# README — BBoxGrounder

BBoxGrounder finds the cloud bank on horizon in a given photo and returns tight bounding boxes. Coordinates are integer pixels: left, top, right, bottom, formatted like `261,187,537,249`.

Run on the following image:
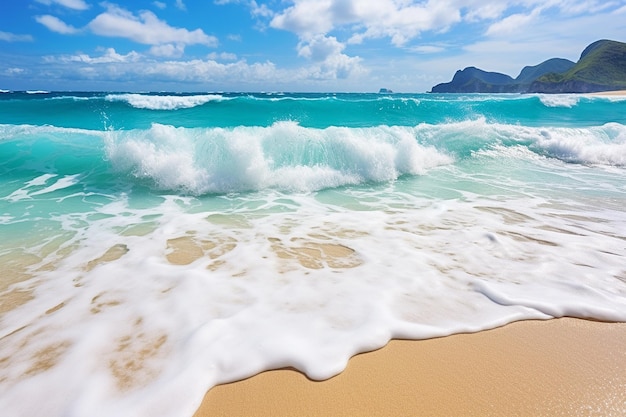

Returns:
1,0,625,92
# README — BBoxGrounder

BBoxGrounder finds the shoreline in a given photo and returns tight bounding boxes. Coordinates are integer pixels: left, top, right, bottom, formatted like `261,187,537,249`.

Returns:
587,90,626,96
194,318,626,416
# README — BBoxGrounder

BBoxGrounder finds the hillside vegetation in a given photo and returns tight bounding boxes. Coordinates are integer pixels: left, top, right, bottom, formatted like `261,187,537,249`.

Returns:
431,40,626,93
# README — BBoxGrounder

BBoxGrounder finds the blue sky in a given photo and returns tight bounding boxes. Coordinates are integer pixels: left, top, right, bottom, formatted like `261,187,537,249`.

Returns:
1,0,625,92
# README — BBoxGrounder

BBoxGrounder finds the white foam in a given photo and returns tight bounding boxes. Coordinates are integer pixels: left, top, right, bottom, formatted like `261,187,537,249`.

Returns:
423,119,626,167
25,90,50,94
4,174,82,202
1,184,625,417
105,93,226,110
537,94,580,108
3,122,626,417
104,122,453,194
527,123,626,166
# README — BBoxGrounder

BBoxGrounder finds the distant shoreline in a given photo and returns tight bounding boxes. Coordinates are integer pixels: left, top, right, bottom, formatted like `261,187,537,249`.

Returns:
587,90,626,96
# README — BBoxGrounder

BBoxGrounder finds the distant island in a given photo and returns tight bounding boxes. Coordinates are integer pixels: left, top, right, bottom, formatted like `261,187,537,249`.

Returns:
431,39,626,93
379,88,393,93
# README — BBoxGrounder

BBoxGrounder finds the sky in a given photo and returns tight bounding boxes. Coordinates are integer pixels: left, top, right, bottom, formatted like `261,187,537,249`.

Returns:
1,0,625,92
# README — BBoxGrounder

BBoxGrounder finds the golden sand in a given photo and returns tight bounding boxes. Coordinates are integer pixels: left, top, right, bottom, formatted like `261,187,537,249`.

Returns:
588,90,626,96
195,318,626,417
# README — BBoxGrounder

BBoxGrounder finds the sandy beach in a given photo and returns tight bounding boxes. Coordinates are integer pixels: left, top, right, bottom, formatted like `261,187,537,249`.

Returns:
194,318,626,417
588,90,626,96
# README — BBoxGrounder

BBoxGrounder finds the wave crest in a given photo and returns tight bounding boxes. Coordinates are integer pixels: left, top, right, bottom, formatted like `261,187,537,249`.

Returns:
105,93,226,110
104,122,453,194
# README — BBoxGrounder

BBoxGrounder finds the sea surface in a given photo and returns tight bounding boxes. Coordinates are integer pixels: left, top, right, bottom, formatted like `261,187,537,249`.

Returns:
1,90,626,416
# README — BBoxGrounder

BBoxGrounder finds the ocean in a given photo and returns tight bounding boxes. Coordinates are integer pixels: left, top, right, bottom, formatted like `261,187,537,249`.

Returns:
1,90,626,416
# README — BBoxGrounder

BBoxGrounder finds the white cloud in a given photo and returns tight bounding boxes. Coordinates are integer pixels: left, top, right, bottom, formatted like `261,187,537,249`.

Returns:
88,4,217,47
270,1,334,38
410,45,446,54
464,2,508,22
50,48,142,64
271,0,462,45
35,15,80,34
5,68,26,75
175,0,186,11
35,0,89,11
0,31,34,42
207,52,238,61
153,1,166,9
297,35,344,61
39,45,367,89
296,35,364,79
485,9,540,37
249,0,274,17
214,0,273,17
149,43,185,57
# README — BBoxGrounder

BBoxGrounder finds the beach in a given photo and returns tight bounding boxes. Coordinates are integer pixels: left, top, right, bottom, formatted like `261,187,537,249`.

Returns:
196,318,626,416
588,90,626,96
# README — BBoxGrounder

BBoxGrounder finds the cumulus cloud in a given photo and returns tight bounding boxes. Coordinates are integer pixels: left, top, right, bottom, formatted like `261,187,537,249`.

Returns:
49,47,142,64
88,4,217,47
297,35,344,61
271,0,462,46
35,0,89,11
270,1,334,37
35,15,80,34
39,45,366,88
149,43,185,57
296,35,364,79
0,31,34,42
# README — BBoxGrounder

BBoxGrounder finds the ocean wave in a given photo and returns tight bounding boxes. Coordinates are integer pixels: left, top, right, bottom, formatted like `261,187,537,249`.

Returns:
25,90,50,94
104,122,453,194
4,120,625,195
530,123,626,166
104,93,227,110
0,123,102,140
419,119,626,166
537,94,580,108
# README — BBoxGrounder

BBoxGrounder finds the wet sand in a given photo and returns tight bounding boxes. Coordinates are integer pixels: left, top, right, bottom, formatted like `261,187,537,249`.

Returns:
194,318,626,417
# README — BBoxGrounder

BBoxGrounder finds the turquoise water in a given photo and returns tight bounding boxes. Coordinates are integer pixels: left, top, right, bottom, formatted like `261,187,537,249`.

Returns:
1,91,626,417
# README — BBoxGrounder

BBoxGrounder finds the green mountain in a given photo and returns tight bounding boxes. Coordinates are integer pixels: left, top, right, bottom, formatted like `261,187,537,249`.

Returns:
515,58,576,84
529,40,626,93
430,67,517,93
431,39,626,93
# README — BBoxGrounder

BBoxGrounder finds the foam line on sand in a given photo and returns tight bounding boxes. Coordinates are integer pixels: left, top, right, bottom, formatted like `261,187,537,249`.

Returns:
194,318,626,417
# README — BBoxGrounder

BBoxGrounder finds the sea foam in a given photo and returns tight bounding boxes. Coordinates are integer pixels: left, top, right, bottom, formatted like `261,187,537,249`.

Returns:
104,122,453,194
105,93,226,110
